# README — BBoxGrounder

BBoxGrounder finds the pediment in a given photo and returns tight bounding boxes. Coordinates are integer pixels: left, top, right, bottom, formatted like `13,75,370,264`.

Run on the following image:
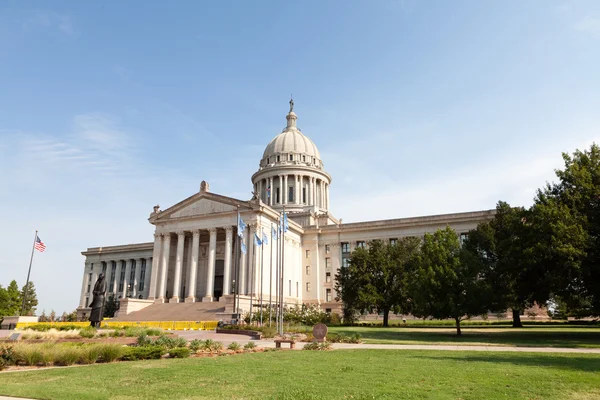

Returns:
151,192,252,222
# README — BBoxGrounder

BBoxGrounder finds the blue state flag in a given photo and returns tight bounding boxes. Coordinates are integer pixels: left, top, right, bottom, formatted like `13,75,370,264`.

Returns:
283,213,289,233
254,232,262,246
271,226,277,240
237,212,246,238
262,231,269,245
241,241,247,254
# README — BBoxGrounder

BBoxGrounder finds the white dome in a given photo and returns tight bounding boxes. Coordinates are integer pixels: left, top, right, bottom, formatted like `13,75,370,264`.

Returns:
262,122,321,160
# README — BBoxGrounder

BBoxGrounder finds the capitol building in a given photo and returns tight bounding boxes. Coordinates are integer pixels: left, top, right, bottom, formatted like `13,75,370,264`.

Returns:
76,103,494,321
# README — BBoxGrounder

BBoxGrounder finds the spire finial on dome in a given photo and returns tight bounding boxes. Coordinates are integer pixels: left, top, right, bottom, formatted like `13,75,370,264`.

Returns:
286,96,297,129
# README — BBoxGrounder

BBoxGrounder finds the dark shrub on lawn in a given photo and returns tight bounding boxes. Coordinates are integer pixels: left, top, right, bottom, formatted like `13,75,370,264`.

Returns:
168,347,191,358
121,346,166,361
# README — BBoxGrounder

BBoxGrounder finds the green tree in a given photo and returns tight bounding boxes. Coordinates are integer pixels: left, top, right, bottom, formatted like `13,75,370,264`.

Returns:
335,238,419,327
534,144,600,316
0,285,9,318
409,227,489,336
6,280,22,316
20,281,38,316
104,295,119,318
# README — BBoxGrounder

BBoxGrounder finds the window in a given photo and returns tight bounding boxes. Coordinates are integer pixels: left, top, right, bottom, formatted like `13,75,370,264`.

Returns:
277,155,280,162
288,186,294,202
85,297,89,307
289,154,293,161
325,244,331,253
306,282,311,292
303,155,306,162
289,280,292,296
302,187,306,203
356,241,366,249
296,282,299,297
390,238,398,246
139,262,146,291
325,258,331,269
267,157,269,164
130,262,136,281
87,285,91,294
326,289,332,302
276,188,280,204
306,250,310,258
119,263,125,291
341,242,350,253
306,265,310,275
102,262,107,274
88,272,92,281
326,272,331,283
325,308,332,313
459,233,469,245
342,257,349,268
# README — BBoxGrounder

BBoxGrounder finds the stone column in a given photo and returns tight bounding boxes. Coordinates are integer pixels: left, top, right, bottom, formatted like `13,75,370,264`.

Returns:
295,175,300,204
157,233,171,302
123,259,132,298
186,230,200,302
325,183,329,209
248,224,256,295
313,178,317,206
148,234,163,299
283,175,288,204
203,228,217,302
258,180,263,202
172,231,185,303
308,176,313,206
278,175,283,204
133,258,143,298
223,226,233,296
269,176,274,206
79,263,91,307
113,261,121,296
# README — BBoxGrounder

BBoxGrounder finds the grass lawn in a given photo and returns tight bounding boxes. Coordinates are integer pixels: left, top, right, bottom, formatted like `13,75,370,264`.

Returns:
328,325,600,348
1,350,600,400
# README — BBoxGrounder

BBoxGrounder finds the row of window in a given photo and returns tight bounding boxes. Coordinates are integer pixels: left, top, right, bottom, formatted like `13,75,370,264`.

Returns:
266,154,315,164
304,283,333,301
87,260,147,295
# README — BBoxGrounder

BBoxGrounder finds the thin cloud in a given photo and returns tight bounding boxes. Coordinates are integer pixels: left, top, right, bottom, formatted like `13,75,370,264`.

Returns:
575,14,600,36
22,10,74,35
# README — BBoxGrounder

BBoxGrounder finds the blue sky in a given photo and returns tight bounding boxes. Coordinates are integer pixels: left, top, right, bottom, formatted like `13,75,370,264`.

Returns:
1,1,599,314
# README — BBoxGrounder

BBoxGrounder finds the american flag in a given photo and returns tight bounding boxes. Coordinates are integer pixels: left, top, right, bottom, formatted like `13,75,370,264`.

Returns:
34,236,46,252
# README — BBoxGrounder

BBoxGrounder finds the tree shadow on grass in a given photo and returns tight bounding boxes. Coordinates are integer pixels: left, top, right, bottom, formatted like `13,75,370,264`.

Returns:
333,327,600,347
412,353,600,373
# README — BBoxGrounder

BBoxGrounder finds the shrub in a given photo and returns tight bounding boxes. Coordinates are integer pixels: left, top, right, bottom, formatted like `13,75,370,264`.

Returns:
79,327,97,339
136,333,152,347
121,345,166,361
154,335,176,349
189,339,202,352
172,337,188,348
201,339,223,352
244,341,257,350
168,347,191,358
79,345,100,364
303,342,320,350
227,342,241,351
319,342,332,350
13,344,50,366
144,328,163,336
97,344,124,363
54,347,81,366
0,344,15,366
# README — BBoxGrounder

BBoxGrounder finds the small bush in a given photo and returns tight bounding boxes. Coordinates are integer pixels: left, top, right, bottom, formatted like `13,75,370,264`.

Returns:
168,347,191,358
189,339,202,352
227,342,241,351
154,335,176,349
136,333,152,347
244,341,256,350
79,345,100,364
303,342,320,350
97,344,124,363
79,327,97,339
319,342,332,350
172,337,188,348
121,345,166,361
0,344,15,366
201,339,223,352
54,347,81,366
110,329,123,338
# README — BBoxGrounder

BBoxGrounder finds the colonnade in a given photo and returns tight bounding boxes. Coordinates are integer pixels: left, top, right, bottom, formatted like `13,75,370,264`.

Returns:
148,226,234,303
79,257,150,307
254,174,330,209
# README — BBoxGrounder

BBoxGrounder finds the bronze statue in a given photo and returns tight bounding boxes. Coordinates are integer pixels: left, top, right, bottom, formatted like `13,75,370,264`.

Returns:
89,273,106,328
289,96,294,113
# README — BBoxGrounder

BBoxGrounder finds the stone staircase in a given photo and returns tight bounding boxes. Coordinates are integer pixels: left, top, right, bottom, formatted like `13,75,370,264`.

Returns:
112,301,226,322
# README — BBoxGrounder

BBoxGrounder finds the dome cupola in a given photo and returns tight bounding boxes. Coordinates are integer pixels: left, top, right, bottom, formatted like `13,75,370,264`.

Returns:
251,99,331,214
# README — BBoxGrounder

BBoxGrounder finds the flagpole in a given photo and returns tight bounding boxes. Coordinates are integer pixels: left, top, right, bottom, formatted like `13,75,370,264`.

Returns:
275,216,280,331
249,227,255,325
269,223,274,327
233,207,240,321
279,208,286,335
21,230,38,316
259,228,264,326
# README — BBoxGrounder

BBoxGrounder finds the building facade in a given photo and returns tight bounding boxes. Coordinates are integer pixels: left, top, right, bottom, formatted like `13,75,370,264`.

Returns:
77,103,495,320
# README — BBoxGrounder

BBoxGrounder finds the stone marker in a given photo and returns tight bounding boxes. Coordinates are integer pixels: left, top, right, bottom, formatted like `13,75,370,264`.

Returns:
312,323,328,343
9,333,21,341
